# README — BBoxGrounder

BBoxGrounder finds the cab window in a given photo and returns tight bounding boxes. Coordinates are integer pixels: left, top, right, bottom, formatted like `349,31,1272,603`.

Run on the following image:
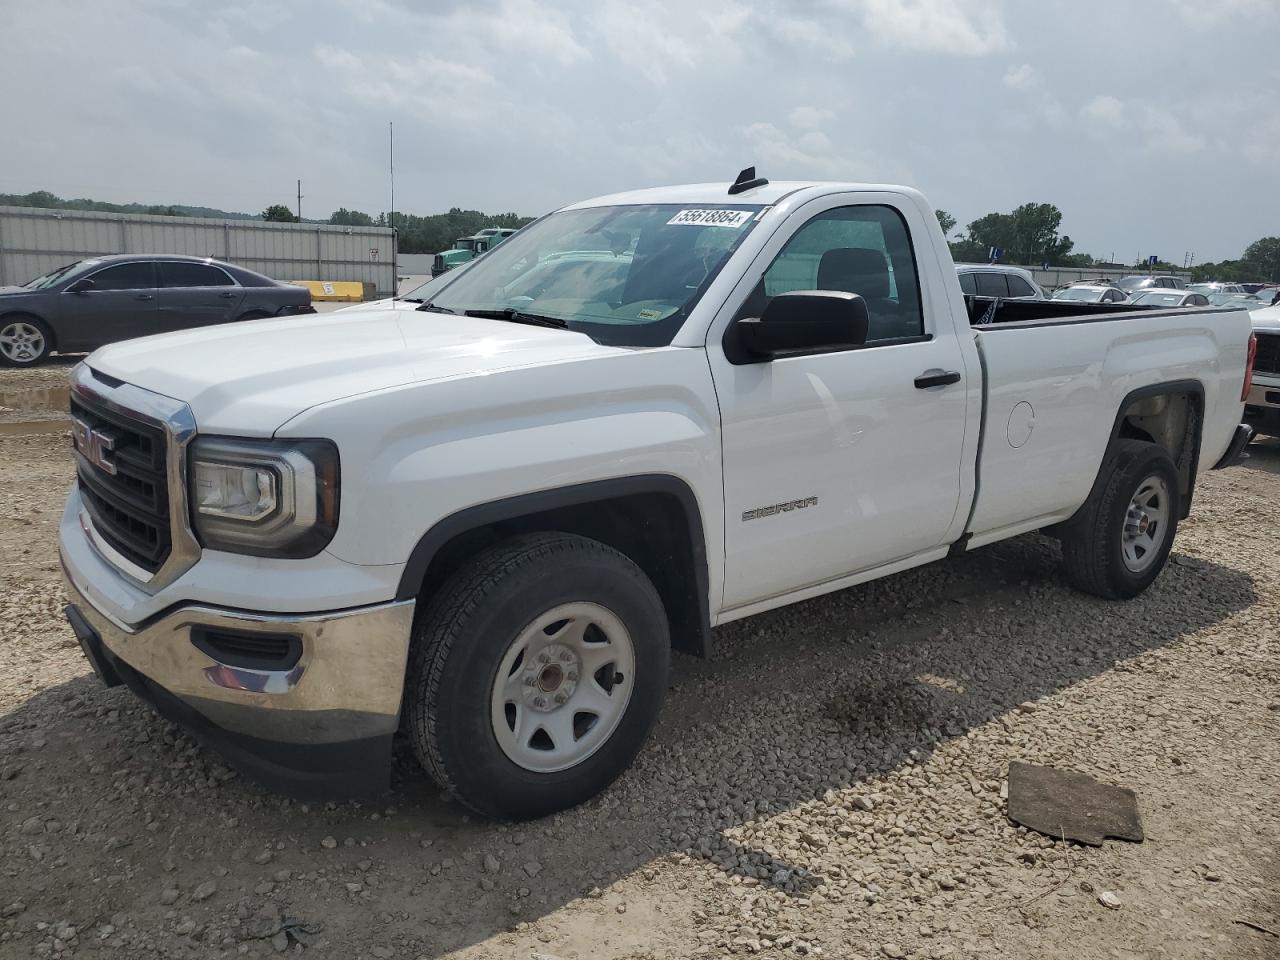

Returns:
739,204,924,343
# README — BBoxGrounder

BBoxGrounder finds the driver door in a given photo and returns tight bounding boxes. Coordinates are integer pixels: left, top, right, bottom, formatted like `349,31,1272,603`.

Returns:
707,195,972,612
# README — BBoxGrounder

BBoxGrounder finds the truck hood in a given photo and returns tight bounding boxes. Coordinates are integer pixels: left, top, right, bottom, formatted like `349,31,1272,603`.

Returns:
0,286,33,296
87,308,629,435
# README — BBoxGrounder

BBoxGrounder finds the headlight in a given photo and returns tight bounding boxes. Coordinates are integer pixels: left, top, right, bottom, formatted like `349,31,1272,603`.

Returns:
189,437,339,558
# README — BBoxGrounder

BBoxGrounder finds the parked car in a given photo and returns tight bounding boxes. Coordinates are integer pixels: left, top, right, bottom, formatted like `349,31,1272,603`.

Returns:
0,255,313,366
1128,290,1213,308
60,173,1254,818
1207,292,1262,309
955,263,1045,299
1051,284,1130,303
1251,286,1280,307
1116,275,1186,294
1245,304,1280,437
1188,282,1246,296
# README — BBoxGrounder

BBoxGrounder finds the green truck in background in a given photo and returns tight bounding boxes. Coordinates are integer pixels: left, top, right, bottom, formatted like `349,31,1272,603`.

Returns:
431,227,519,278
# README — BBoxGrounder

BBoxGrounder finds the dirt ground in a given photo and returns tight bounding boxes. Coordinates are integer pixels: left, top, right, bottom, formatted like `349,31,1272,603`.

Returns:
1,361,1278,960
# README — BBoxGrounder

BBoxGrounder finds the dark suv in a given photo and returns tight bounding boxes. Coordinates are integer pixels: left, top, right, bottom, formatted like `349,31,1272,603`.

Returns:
0,255,313,366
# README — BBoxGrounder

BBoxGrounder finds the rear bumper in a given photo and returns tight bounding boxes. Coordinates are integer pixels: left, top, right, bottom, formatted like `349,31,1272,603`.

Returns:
1212,423,1256,469
61,559,415,798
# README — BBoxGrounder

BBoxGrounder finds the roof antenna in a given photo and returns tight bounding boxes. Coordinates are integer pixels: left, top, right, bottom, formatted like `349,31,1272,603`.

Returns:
728,166,768,196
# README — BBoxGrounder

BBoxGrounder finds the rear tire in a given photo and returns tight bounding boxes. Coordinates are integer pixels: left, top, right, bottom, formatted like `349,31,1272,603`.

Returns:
405,532,670,820
1059,439,1180,599
0,315,53,366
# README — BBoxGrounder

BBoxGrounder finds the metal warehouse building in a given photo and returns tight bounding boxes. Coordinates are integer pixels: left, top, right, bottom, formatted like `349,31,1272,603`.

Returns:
0,206,397,296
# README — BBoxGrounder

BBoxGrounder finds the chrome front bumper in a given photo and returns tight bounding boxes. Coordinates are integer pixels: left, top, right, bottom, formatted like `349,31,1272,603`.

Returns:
62,561,416,796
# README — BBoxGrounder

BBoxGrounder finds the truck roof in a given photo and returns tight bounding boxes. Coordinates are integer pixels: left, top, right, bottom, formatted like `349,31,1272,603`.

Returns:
562,181,922,210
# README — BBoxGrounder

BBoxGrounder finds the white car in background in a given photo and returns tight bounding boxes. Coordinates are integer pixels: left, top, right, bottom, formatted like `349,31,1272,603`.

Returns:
1117,275,1186,294
1188,282,1246,296
1051,284,1130,304
955,263,1045,299
1128,290,1213,309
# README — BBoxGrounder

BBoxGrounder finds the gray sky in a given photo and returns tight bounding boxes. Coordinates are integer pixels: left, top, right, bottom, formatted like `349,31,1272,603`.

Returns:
3,0,1277,262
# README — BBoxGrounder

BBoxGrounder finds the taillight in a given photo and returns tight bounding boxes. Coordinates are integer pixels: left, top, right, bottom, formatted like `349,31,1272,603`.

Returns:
1242,333,1257,402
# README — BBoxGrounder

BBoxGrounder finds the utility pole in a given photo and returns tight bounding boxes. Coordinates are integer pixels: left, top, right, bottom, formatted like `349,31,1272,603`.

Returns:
296,180,303,221
389,121,395,231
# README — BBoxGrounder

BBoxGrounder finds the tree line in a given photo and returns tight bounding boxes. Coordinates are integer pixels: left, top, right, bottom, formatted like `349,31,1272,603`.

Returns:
934,204,1279,281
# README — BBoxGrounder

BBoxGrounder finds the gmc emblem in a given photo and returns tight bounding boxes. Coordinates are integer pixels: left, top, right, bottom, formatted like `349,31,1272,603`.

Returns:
71,418,118,476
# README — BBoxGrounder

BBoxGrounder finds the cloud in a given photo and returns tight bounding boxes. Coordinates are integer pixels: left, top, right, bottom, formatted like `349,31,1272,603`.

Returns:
789,106,836,130
1082,94,1126,126
1002,63,1036,89
1079,95,1204,154
837,0,1011,55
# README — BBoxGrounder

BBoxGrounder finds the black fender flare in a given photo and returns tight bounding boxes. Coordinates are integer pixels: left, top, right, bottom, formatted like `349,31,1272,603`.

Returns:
394,474,712,654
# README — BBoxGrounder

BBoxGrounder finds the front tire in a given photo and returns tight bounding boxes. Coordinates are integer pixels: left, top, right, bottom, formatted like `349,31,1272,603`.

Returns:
0,316,53,366
1059,439,1180,599
405,533,670,819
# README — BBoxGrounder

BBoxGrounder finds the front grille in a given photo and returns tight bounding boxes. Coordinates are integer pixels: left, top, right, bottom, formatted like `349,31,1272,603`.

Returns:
1255,332,1280,376
71,392,171,573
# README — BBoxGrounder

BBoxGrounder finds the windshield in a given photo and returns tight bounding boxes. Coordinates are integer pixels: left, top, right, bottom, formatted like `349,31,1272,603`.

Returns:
1116,276,1152,291
23,259,97,290
425,203,764,347
1187,283,1215,294
1052,287,1104,301
1131,292,1184,306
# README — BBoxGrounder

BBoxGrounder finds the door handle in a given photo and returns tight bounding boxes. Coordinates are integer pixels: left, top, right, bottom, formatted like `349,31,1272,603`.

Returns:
914,370,961,389
219,292,236,298
134,294,154,301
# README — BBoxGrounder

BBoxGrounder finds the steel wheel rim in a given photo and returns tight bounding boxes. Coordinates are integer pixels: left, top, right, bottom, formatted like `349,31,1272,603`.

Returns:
1122,474,1170,573
0,322,44,363
490,601,636,774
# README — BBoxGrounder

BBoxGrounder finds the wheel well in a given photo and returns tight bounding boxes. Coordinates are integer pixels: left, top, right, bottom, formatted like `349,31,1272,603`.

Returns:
0,312,56,349
401,483,711,658
1116,387,1203,518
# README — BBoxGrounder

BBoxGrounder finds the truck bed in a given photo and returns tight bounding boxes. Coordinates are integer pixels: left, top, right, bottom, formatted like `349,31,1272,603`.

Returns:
960,299,1253,549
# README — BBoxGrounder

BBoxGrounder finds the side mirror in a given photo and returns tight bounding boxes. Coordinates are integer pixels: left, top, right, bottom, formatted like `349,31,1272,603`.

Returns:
67,278,95,294
736,290,870,360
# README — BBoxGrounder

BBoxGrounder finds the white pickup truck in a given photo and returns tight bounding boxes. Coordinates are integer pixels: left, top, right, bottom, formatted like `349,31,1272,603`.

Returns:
59,171,1256,819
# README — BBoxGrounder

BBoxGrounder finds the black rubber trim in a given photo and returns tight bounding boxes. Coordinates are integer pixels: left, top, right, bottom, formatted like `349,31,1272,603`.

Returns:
394,474,711,645
191,625,303,671
1212,423,1255,469
969,301,1226,331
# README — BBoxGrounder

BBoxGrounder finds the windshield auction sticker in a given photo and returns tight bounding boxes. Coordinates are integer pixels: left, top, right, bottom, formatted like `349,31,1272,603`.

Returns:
667,209,754,228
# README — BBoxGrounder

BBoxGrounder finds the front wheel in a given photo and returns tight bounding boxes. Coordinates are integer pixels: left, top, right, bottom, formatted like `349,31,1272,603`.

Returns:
0,316,53,366
1059,439,1180,599
405,533,670,819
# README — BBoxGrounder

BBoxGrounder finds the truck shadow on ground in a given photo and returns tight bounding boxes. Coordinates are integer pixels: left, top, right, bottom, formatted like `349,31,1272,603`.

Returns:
1240,436,1280,475
4,533,1257,957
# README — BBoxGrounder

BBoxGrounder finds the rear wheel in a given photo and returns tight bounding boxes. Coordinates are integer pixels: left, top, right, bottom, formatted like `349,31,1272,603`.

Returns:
1059,439,1180,599
0,316,53,366
405,532,670,819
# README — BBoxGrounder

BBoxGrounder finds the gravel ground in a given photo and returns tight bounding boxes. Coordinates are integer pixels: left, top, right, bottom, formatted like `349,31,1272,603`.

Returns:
1,362,1278,960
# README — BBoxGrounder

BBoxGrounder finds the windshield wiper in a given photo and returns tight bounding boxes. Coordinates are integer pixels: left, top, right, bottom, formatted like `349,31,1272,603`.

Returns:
463,308,569,330
417,302,457,314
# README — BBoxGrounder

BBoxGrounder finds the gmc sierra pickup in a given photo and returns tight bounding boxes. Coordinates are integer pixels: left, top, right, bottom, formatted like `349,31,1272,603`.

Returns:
59,171,1257,819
